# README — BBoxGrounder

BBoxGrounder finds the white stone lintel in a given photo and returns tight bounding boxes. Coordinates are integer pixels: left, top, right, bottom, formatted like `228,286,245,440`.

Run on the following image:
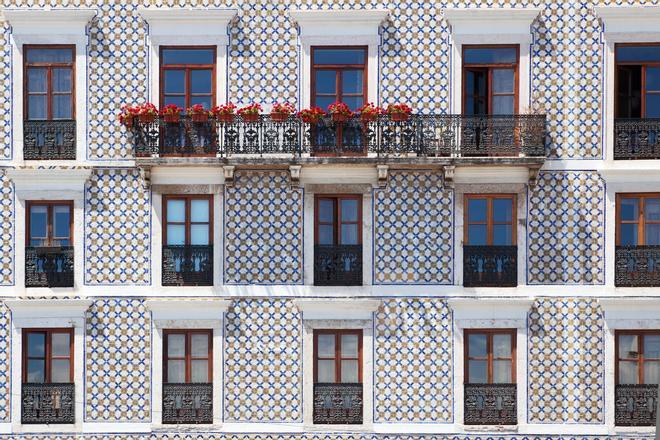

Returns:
150,166,224,186
138,7,237,39
448,297,534,321
595,6,660,34
145,299,231,321
5,299,92,320
293,298,381,320
443,8,541,35
2,8,97,36
599,297,660,321
290,9,389,37
5,167,92,198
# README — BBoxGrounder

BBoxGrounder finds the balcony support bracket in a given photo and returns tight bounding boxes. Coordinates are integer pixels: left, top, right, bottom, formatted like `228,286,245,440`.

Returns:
376,164,389,187
443,165,455,188
139,165,151,189
289,165,302,187
528,164,541,188
223,166,236,187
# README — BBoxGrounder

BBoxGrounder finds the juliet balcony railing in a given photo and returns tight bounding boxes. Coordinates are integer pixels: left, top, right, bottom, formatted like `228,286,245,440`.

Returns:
314,244,362,286
162,245,213,287
162,383,213,424
24,120,76,160
615,245,660,287
25,246,74,288
614,118,660,160
313,383,363,425
131,114,546,158
463,245,517,288
615,384,658,426
22,383,75,424
464,383,517,425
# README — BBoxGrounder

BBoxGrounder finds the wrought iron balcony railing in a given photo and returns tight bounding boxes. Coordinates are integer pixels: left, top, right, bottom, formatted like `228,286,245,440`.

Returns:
464,383,517,425
313,383,363,425
131,114,546,158
615,245,660,287
25,246,74,288
463,245,517,287
614,118,660,160
615,384,658,426
22,383,75,424
314,244,362,286
162,383,213,424
24,120,76,160
162,245,213,286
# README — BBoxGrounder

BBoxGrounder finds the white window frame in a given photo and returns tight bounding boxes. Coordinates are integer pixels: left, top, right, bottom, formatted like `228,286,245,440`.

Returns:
146,299,229,428
3,8,97,164
289,9,389,110
5,299,91,433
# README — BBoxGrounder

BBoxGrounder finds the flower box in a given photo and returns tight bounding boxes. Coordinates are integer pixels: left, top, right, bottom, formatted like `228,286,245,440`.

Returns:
163,113,180,123
139,113,156,123
191,113,209,123
390,113,410,122
270,112,289,122
242,113,260,123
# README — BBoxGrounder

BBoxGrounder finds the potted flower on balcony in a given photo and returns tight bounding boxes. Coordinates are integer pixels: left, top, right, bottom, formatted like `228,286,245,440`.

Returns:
357,102,381,122
386,103,412,122
328,101,352,123
160,104,182,124
211,102,237,123
137,103,158,124
270,102,296,122
238,103,262,123
118,105,140,128
187,104,210,123
297,106,326,124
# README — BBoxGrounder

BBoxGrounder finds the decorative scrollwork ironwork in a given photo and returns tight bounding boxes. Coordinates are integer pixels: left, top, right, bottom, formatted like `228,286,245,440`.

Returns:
615,245,660,287
162,383,213,425
22,383,75,424
162,245,213,286
314,244,362,286
463,245,517,287
25,246,74,288
614,118,660,160
615,384,658,426
464,383,517,425
313,383,363,425
23,120,76,160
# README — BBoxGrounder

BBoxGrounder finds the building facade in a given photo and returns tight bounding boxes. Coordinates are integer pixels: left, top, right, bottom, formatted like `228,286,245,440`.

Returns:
0,0,657,439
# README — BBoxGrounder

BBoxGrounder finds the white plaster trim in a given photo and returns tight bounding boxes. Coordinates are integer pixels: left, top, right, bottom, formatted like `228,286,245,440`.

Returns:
5,299,91,321
293,298,381,320
5,168,92,198
138,7,237,38
2,8,97,35
448,297,533,321
289,9,389,37
453,167,531,184
443,8,541,35
81,423,152,433
595,6,660,35
300,166,378,185
145,299,231,321
150,167,225,186
599,297,660,320
600,165,660,183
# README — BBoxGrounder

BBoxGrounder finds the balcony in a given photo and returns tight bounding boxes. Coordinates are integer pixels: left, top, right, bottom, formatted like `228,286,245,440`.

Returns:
22,383,74,424
24,120,76,160
614,118,660,160
615,384,658,426
162,383,213,424
131,114,546,161
314,244,362,286
615,245,660,287
464,383,517,425
25,246,74,288
162,245,213,287
313,383,363,425
463,245,517,288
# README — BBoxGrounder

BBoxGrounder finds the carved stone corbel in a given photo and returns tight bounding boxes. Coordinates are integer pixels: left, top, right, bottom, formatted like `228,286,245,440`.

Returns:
528,164,542,188
376,164,389,187
289,165,302,187
442,165,455,188
139,166,151,189
223,165,236,187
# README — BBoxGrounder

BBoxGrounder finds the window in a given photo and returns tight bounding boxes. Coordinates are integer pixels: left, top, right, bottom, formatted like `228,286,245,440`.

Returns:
315,196,362,247
617,330,660,385
616,44,660,118
164,196,212,247
464,330,516,384
23,329,73,384
160,47,216,110
464,195,516,246
463,45,518,115
617,194,660,246
311,47,367,111
164,330,212,383
24,46,75,121
27,201,73,247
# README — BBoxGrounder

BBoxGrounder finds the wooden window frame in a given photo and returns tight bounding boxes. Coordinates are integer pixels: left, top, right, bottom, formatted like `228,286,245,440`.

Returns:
159,46,217,110
313,329,363,384
462,44,520,115
615,43,660,118
310,46,368,109
615,193,660,245
464,194,517,245
162,195,213,246
163,329,213,384
24,45,76,121
314,194,363,246
25,200,74,246
22,328,74,383
615,329,660,385
464,329,516,384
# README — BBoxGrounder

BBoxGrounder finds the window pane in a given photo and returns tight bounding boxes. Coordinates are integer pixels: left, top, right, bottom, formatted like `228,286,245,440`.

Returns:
620,223,638,246
617,45,660,62
26,359,45,383
190,95,212,109
341,360,359,383
468,359,487,383
164,70,185,94
313,49,365,65
26,48,73,63
464,47,517,64
53,95,72,119
314,95,335,110
468,224,487,245
315,70,336,94
647,67,660,91
466,70,487,99
619,334,639,358
468,333,487,357
162,49,214,65
493,224,513,245
167,334,185,357
493,69,514,93
190,69,213,94
340,199,358,222
492,198,513,222
191,360,209,383
53,205,71,239
167,225,185,245
191,333,209,357
27,332,45,357
167,360,185,383
645,362,660,384
340,224,358,245
644,334,660,359
342,70,363,94
52,332,70,357
190,200,209,222
164,95,186,108
317,334,335,358
493,95,515,115
317,360,335,383
27,68,47,93
30,206,48,239
318,224,334,245
341,334,358,357
620,198,640,221
493,334,512,357
28,95,47,119
645,94,660,118
52,68,72,93
51,359,70,383
468,198,487,222
190,224,209,245
619,361,639,384
493,360,512,383
167,200,186,222
617,66,642,118
646,198,660,221
318,199,335,223
646,224,660,245
341,96,363,111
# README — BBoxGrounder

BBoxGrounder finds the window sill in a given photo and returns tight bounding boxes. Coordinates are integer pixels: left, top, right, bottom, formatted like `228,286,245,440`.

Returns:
305,423,372,432
462,424,519,432
151,423,223,432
